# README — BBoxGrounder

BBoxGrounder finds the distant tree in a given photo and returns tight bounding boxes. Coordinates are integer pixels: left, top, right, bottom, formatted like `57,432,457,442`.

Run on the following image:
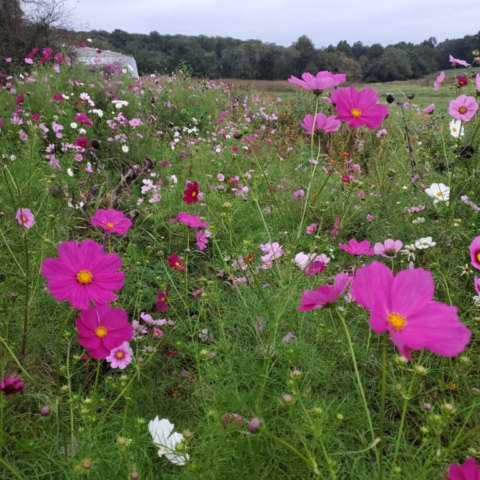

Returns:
352,41,368,59
336,40,352,57
292,35,315,75
365,47,412,82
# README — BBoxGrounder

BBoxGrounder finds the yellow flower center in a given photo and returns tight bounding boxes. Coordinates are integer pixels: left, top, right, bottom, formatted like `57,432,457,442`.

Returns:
452,127,457,132
95,326,107,338
116,351,124,359
458,106,467,114
175,262,180,267
476,252,480,262
191,191,196,197
351,108,362,118
387,312,407,331
77,270,93,284
106,222,114,229
436,191,443,197
22,215,27,222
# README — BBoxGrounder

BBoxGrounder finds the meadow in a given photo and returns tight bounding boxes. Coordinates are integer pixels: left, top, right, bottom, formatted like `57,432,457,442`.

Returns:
0,50,480,480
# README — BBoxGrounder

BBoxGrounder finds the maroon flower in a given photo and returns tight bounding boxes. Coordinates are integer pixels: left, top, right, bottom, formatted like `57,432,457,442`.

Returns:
168,254,186,273
183,181,199,204
156,288,169,312
75,137,89,150
458,75,468,87
0,375,25,396
52,93,63,102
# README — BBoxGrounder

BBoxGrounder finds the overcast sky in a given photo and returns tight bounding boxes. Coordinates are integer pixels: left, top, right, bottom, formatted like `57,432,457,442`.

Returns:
65,0,480,48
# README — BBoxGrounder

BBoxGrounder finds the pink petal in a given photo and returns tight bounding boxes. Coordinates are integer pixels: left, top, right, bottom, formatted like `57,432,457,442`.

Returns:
391,268,434,317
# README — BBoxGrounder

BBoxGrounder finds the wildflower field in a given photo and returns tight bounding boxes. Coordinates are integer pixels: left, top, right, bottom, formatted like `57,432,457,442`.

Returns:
1,48,480,480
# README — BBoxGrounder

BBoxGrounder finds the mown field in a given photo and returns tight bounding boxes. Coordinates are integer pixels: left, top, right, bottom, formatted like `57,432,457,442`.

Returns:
0,51,480,479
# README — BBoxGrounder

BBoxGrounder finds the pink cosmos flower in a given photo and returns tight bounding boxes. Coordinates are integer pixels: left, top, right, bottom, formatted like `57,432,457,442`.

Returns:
75,137,89,150
0,375,25,396
259,242,283,264
41,239,125,310
350,262,471,360
177,212,209,228
91,208,132,235
293,189,305,200
469,236,480,269
449,55,469,67
330,217,341,238
300,113,341,135
156,288,169,312
106,341,133,369
339,239,375,256
196,230,209,250
476,73,480,92
449,95,479,122
297,272,351,311
76,304,133,360
306,223,317,235
446,457,480,480
15,92,24,105
153,327,164,339
168,253,186,273
422,104,434,114
16,208,35,228
374,239,403,258
75,113,93,126
331,86,388,130
288,71,347,92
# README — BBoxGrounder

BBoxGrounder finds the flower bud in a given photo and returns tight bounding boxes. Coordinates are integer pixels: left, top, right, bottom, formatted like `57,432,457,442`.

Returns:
247,417,262,434
40,406,51,416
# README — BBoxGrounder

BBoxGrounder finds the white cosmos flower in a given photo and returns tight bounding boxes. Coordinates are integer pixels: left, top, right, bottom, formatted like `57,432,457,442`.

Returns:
415,237,436,249
121,145,129,153
449,119,465,138
67,168,74,177
401,244,416,260
425,182,450,204
148,417,189,466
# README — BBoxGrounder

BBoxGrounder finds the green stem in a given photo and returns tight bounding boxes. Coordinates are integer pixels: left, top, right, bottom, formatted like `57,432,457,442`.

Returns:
334,309,379,460
21,233,30,357
378,335,388,480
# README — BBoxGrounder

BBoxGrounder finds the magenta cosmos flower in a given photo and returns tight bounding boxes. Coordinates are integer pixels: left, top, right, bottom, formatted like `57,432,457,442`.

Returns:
75,113,93,126
183,181,200,204
177,212,209,228
446,458,480,480
339,239,375,256
469,236,480,269
0,375,25,396
297,272,351,311
91,208,132,235
106,341,133,369
76,304,133,359
350,262,471,360
288,71,346,92
300,113,341,135
449,95,479,122
16,208,35,228
449,55,469,68
156,288,169,312
331,86,388,129
41,239,125,310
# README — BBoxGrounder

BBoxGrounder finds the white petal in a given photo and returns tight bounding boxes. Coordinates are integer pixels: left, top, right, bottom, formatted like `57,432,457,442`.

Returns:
165,451,189,466
149,417,174,446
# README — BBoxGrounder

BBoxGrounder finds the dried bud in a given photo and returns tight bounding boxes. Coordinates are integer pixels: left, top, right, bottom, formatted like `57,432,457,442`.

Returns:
385,93,395,104
406,93,415,100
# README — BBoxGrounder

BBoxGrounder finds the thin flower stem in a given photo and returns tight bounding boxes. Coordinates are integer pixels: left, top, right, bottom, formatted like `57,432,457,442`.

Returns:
21,233,30,357
0,335,36,384
378,335,388,480
0,227,25,276
261,430,323,478
92,360,102,399
390,354,423,473
333,309,379,465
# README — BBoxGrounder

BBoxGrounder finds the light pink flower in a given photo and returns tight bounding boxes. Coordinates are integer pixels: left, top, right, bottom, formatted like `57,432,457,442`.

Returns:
16,208,35,228
288,71,346,92
297,273,351,311
300,113,341,135
259,242,283,264
293,189,305,200
476,73,480,92
350,262,471,360
196,230,209,250
306,223,317,235
106,341,133,369
434,71,445,91
332,86,388,130
374,239,403,258
449,55,470,67
422,104,434,114
448,95,479,122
